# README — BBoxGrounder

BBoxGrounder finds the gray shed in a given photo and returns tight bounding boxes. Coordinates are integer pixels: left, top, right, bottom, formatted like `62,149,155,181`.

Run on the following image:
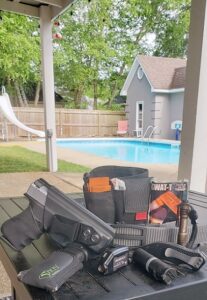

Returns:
121,55,186,140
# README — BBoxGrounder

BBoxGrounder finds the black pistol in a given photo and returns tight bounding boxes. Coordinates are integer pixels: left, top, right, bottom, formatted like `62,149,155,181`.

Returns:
1,179,115,291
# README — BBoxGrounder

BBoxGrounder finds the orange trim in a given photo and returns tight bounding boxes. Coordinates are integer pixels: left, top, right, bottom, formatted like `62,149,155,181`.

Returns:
88,177,111,192
89,185,111,193
89,177,109,185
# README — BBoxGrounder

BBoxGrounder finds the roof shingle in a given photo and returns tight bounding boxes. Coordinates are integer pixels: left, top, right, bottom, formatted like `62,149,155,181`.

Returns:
138,55,186,90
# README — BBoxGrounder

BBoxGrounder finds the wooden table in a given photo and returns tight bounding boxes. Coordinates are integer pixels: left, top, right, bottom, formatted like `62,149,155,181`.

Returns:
0,193,207,300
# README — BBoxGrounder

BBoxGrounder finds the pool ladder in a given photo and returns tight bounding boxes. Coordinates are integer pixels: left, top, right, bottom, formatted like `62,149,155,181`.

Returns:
142,126,158,142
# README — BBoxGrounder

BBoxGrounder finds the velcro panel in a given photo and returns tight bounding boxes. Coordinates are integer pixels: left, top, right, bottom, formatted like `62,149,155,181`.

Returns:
124,177,151,213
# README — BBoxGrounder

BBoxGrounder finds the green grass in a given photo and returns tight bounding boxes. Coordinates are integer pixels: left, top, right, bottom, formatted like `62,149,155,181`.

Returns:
0,146,90,173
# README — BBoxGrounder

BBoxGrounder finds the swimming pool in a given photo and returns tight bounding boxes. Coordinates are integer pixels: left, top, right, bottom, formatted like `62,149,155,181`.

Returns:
57,138,180,164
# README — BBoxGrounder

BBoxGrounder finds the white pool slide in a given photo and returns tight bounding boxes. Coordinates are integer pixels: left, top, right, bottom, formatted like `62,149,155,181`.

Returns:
0,91,45,138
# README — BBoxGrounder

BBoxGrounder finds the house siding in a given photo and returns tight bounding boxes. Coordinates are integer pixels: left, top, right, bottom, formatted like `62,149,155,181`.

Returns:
153,94,171,139
125,63,184,140
169,92,184,139
126,65,155,136
152,92,184,139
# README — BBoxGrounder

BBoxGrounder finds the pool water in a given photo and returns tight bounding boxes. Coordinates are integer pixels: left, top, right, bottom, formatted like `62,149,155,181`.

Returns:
57,139,180,164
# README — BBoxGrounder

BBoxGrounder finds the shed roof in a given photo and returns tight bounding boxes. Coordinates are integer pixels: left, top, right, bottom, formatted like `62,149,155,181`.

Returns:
138,55,186,90
120,55,187,95
171,66,186,89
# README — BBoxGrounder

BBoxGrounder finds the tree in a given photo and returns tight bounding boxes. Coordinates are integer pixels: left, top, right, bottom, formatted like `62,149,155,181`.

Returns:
0,1,190,109
152,1,191,57
54,0,190,109
54,0,115,109
0,12,40,106
105,0,191,106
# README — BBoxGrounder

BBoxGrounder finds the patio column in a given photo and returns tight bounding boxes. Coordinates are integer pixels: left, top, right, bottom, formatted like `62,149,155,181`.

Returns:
178,0,207,192
40,5,58,172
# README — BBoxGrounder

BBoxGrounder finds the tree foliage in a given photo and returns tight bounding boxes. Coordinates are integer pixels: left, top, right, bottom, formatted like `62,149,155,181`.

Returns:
0,0,190,108
55,0,190,109
0,12,40,105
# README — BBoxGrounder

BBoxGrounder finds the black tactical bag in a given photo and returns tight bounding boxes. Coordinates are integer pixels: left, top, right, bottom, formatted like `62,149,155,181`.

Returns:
83,166,151,224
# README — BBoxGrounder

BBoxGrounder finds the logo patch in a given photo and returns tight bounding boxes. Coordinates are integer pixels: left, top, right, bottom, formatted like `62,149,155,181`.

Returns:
39,265,60,279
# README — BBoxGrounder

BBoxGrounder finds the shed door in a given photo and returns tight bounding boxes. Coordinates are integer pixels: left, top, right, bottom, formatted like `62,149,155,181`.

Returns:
136,101,144,136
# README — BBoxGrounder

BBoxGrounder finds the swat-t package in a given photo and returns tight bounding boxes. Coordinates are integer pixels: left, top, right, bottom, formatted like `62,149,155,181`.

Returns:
150,181,188,224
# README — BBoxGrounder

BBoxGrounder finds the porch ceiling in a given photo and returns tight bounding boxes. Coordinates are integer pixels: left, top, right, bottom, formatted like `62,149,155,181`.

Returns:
0,0,75,20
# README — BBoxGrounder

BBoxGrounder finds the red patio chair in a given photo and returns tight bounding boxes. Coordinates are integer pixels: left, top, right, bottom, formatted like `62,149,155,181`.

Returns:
117,120,128,136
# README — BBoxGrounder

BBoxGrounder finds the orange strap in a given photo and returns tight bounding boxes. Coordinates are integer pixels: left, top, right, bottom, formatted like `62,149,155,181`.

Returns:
152,191,181,215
